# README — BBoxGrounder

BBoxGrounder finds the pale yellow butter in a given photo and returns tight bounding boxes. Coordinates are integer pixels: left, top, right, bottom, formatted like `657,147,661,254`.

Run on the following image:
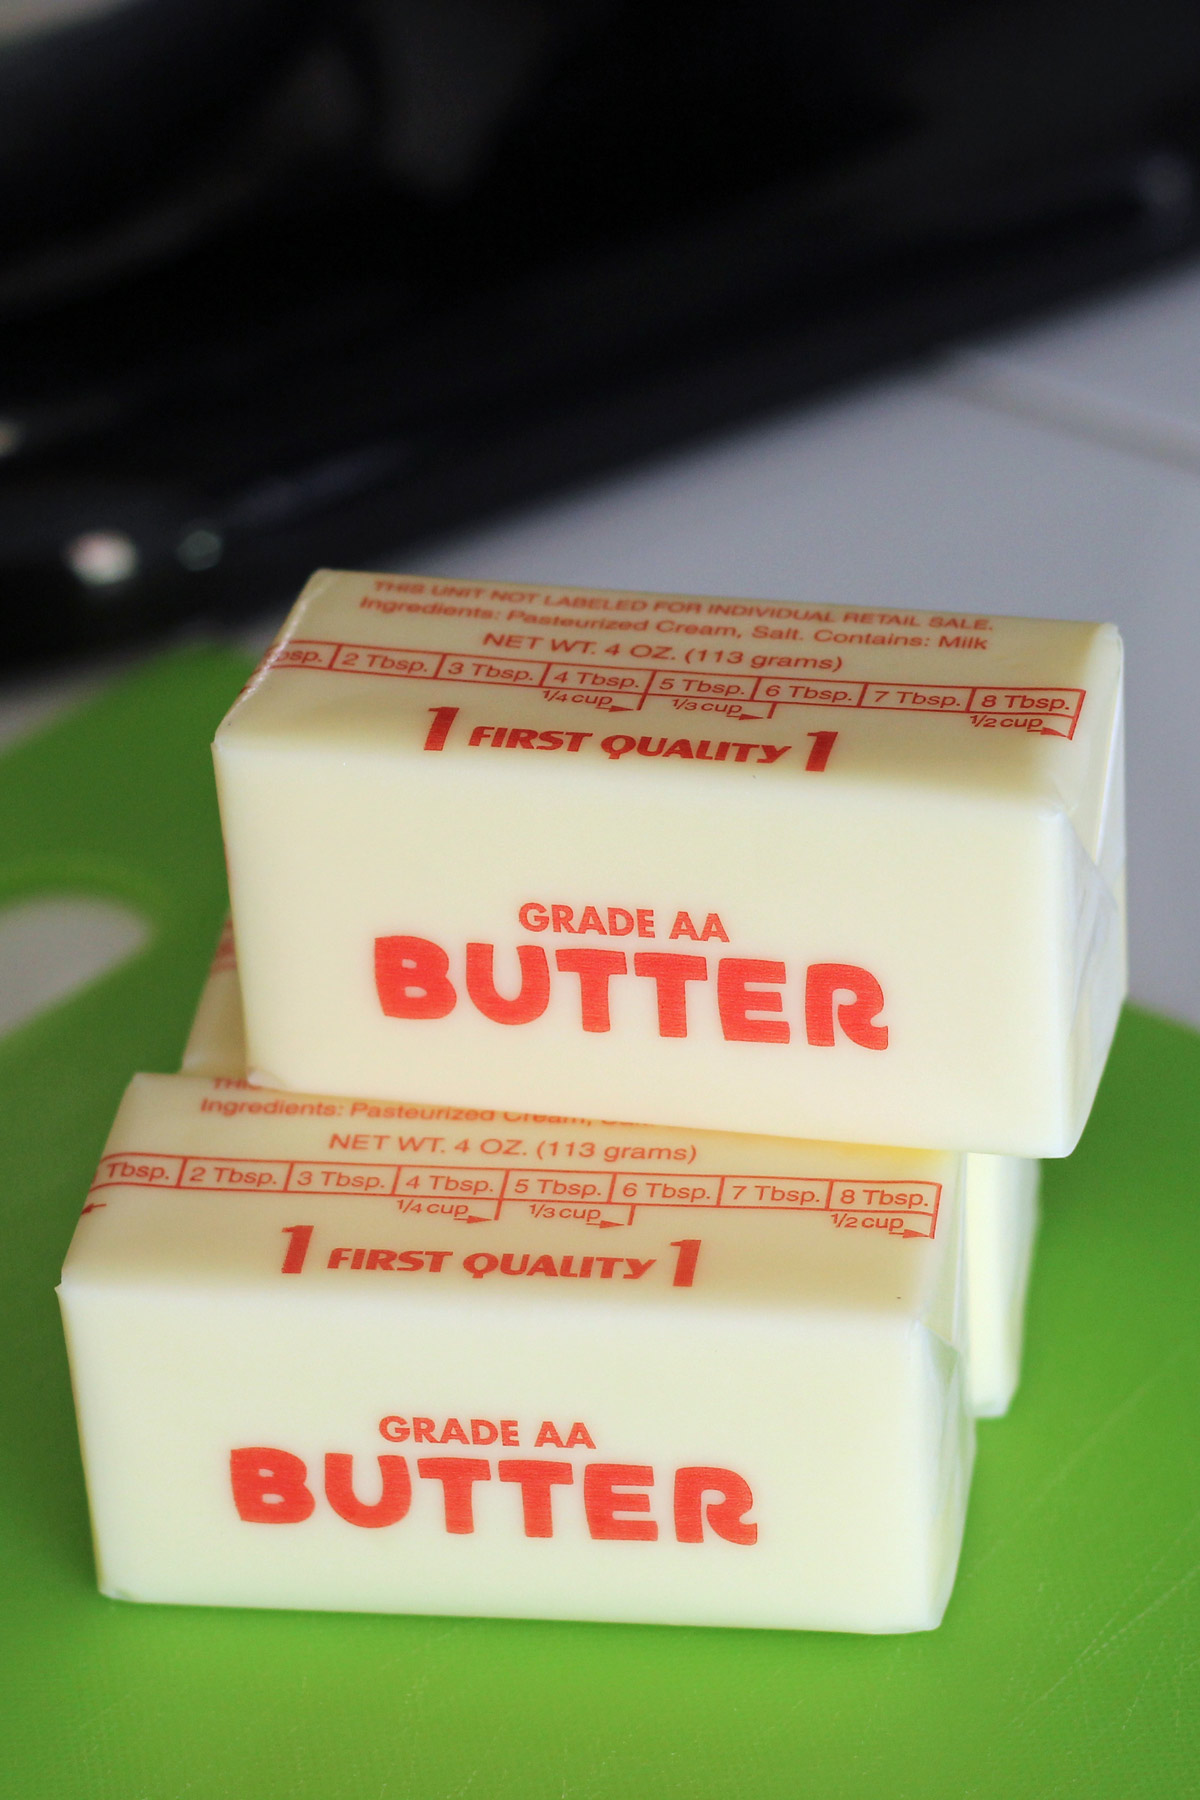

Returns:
962,1152,1040,1418
182,940,1038,1418
215,571,1124,1156
60,1072,973,1632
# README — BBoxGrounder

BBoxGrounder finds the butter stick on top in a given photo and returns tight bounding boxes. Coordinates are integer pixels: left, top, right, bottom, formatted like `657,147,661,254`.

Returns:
215,570,1125,1156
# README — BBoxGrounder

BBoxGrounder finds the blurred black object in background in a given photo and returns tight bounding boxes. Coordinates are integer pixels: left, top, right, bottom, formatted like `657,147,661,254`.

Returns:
3,0,1200,665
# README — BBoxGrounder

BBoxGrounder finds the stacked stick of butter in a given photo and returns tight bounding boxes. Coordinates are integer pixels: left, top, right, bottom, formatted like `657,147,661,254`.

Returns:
59,571,1126,1632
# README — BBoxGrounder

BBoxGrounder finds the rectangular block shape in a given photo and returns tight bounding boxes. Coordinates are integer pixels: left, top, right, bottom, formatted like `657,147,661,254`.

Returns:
182,939,1038,1417
215,572,1125,1156
60,1073,973,1633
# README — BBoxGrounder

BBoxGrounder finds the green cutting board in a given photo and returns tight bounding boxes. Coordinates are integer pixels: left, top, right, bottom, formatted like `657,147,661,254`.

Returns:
0,648,1196,1800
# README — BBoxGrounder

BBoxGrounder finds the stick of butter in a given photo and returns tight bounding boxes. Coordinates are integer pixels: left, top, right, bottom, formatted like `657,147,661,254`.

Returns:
963,1153,1040,1418
182,930,1039,1418
59,1072,973,1632
214,572,1124,1156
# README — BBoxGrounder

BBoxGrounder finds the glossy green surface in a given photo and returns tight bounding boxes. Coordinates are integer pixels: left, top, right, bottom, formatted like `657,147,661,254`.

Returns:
0,648,1195,1799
